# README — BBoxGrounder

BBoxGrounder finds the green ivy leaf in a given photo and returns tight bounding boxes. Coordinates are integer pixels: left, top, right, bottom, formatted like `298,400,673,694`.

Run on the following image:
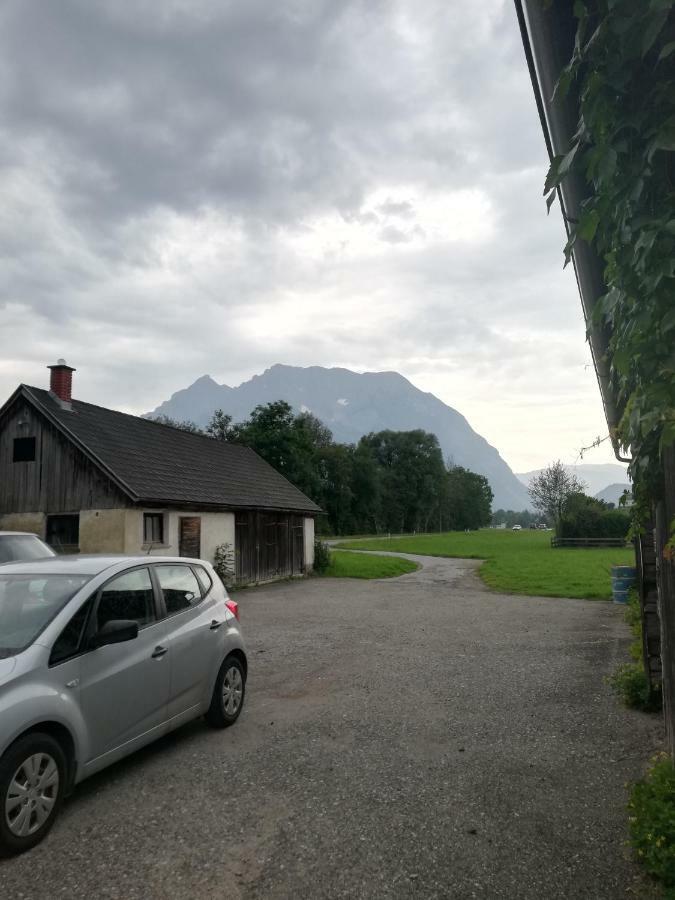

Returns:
558,142,580,178
578,208,600,242
546,190,557,213
641,10,669,56
544,155,563,194
657,41,675,61
653,124,675,151
552,66,574,104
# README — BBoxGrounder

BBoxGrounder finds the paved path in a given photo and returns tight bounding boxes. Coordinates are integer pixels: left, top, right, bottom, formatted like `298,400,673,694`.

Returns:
1,554,662,898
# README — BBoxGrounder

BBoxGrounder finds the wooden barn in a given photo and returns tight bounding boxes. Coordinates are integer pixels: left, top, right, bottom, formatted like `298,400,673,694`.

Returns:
0,361,320,584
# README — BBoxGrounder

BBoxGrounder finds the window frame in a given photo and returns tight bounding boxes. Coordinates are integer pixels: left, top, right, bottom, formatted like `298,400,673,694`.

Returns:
48,597,94,668
46,514,80,554
151,563,206,620
142,512,166,546
13,436,36,463
85,565,161,644
191,564,213,599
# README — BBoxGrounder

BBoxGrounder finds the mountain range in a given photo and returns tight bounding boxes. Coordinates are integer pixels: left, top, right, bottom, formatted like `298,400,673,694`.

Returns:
148,364,533,510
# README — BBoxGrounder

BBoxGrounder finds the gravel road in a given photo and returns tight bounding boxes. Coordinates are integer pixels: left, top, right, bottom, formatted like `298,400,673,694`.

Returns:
1,554,662,899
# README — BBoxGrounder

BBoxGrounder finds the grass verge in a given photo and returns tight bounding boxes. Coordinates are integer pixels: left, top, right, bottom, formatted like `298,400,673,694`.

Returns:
321,550,418,579
336,530,632,599
628,754,675,894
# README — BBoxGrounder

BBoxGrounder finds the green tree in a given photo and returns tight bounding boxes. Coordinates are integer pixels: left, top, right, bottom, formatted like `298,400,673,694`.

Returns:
205,409,235,441
148,414,203,433
359,430,446,532
528,461,586,535
444,466,493,530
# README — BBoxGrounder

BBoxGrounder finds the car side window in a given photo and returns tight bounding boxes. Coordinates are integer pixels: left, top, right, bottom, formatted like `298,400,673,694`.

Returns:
49,599,93,666
96,568,155,631
155,565,202,615
192,565,213,597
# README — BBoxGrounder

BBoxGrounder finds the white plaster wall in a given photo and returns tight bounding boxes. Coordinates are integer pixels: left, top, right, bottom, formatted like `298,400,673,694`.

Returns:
303,516,315,571
123,509,235,563
80,509,127,554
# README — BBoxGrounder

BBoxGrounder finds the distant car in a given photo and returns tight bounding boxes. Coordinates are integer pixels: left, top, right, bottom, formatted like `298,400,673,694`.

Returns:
512,525,522,531
0,532,56,564
0,554,247,855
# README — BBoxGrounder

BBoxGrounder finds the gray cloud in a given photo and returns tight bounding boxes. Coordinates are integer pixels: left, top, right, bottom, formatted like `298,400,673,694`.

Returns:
0,0,613,470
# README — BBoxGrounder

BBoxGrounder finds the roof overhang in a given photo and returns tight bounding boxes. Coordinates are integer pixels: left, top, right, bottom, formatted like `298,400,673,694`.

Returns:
514,0,628,462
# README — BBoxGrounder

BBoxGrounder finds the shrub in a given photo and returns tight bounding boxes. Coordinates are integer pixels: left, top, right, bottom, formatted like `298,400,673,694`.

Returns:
607,662,662,713
628,755,675,890
313,539,331,574
559,507,630,539
213,542,236,588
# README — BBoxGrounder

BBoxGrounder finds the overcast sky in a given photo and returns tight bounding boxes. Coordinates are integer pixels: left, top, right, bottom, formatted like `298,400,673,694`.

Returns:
0,0,619,472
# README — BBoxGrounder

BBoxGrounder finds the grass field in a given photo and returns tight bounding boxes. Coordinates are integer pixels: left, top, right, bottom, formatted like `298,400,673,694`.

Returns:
322,550,419,580
335,530,633,599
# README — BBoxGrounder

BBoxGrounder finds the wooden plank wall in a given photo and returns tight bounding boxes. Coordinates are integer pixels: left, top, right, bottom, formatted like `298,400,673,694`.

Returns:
234,511,305,584
0,399,126,514
656,444,675,758
636,526,662,691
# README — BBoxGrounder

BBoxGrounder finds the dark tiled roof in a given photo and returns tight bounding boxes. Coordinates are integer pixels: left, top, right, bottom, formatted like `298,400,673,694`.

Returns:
21,386,320,514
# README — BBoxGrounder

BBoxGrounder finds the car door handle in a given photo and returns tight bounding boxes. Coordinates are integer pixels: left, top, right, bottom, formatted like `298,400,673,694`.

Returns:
209,620,224,630
151,645,168,659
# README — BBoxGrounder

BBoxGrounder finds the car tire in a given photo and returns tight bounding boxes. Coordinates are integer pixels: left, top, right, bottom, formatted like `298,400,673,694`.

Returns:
205,655,246,729
0,732,67,856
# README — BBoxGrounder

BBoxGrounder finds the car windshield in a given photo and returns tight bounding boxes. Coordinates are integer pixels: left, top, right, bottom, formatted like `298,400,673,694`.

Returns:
0,535,54,563
0,574,90,658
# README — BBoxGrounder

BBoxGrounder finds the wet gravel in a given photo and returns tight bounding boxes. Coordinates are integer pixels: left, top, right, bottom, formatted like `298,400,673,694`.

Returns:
1,554,663,899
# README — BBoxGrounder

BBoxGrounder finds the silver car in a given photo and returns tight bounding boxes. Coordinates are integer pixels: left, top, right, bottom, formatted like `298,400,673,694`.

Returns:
0,532,56,564
0,555,247,855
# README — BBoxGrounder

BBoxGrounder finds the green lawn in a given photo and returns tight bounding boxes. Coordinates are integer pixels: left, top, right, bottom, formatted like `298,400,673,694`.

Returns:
335,530,633,599
321,550,419,580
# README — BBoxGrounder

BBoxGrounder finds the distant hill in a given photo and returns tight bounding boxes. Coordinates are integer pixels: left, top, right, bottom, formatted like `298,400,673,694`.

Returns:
148,364,533,511
594,483,632,506
516,463,629,498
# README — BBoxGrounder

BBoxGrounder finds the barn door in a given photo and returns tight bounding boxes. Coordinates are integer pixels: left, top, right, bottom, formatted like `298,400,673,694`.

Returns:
235,512,257,584
291,516,305,575
179,517,201,558
235,512,299,584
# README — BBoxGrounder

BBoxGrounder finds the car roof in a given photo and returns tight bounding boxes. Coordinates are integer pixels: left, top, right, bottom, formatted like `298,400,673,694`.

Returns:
0,555,207,576
0,531,48,538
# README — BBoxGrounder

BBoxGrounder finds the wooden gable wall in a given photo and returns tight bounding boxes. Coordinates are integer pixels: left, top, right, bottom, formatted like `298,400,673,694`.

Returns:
0,397,129,514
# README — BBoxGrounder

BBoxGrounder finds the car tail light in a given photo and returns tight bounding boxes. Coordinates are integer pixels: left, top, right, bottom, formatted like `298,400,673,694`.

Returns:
225,600,239,621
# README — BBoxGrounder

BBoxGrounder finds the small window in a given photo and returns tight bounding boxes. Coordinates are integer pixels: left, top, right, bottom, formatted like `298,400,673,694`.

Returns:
46,514,80,554
193,565,213,597
155,565,202,615
96,568,155,630
13,437,36,462
50,599,93,666
143,513,164,544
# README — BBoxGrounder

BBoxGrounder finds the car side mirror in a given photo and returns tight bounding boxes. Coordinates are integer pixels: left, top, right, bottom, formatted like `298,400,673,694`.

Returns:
91,619,139,649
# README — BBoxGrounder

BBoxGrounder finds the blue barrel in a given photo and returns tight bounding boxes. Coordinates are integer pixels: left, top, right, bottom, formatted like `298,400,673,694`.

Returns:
611,565,636,603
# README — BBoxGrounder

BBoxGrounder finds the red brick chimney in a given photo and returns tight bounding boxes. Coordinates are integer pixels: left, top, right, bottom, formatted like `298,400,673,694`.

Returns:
48,359,76,407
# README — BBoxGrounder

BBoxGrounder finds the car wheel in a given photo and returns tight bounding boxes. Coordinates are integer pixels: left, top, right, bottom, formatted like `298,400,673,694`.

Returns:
205,655,246,729
0,732,67,856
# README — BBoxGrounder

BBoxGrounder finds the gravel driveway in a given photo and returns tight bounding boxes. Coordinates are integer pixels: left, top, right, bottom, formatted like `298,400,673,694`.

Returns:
1,554,662,899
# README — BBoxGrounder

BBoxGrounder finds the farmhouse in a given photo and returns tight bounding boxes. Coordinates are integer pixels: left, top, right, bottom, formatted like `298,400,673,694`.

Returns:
0,361,320,583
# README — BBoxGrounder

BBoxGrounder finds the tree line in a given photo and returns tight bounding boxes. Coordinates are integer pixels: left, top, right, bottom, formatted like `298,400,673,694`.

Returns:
151,401,493,535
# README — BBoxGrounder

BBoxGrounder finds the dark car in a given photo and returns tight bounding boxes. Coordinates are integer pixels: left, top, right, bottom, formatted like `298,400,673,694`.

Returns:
0,533,56,564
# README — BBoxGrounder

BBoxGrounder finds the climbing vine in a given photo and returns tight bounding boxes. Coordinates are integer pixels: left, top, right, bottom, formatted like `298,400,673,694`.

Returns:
544,0,675,515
